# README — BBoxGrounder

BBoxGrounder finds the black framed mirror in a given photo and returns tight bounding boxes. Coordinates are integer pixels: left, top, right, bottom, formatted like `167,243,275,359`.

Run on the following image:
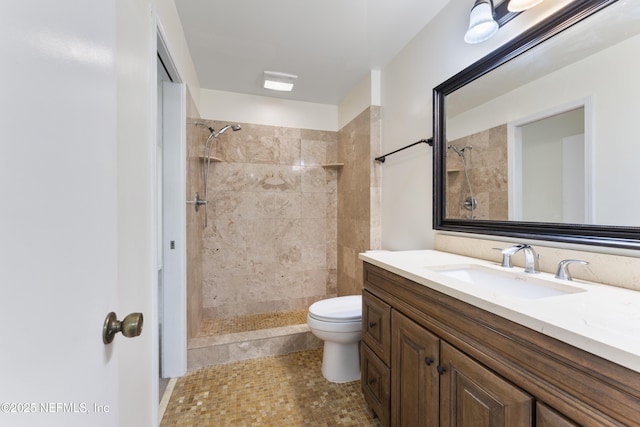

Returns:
433,0,640,250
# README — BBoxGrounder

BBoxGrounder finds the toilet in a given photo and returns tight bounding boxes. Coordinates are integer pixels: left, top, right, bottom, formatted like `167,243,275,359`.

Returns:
307,295,362,383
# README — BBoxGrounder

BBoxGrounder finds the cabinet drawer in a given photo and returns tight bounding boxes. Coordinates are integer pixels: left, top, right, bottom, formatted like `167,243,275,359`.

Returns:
536,403,578,427
363,290,391,365
362,343,390,427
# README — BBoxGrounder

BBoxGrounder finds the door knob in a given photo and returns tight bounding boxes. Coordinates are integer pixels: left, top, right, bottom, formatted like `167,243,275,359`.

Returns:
103,312,143,344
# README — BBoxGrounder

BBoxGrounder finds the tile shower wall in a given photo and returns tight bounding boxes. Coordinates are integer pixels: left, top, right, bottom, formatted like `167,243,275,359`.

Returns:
198,121,339,320
337,106,382,296
446,124,508,220
186,91,204,339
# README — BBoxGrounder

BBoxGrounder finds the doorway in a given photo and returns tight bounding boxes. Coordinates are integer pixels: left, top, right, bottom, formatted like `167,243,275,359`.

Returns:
508,100,593,223
157,32,187,393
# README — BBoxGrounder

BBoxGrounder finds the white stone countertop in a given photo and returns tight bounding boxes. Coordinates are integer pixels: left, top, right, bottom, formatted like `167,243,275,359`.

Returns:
359,249,640,373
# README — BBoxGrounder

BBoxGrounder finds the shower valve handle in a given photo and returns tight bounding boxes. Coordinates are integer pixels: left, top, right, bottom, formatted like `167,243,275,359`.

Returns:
186,192,207,211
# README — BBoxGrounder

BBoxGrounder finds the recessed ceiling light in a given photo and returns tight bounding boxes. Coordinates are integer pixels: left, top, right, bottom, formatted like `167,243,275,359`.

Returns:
263,71,298,92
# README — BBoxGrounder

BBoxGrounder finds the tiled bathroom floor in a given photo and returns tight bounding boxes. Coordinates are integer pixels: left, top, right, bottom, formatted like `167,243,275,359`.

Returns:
198,310,309,336
160,348,382,426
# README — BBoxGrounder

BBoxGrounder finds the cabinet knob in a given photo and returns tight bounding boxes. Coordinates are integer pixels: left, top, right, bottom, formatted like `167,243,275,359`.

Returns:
368,377,377,385
368,321,377,328
425,357,434,366
437,365,447,375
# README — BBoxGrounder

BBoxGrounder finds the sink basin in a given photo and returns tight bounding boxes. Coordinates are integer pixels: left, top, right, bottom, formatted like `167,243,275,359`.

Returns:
428,264,586,299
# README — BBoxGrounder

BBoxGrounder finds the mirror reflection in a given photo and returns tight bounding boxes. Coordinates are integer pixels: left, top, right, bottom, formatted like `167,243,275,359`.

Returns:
443,0,640,227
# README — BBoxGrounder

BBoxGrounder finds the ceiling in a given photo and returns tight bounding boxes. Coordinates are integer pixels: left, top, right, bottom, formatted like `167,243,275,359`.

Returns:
174,0,452,105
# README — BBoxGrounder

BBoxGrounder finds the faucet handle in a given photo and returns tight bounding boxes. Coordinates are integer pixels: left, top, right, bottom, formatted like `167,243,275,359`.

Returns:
555,259,589,281
492,246,523,268
492,247,510,267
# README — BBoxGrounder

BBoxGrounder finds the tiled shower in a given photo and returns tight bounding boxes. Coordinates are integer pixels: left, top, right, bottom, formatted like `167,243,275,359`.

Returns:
184,99,381,366
446,124,508,220
199,122,339,321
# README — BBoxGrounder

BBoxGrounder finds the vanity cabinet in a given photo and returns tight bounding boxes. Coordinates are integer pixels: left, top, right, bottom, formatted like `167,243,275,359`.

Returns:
361,262,640,427
362,291,391,426
391,309,439,426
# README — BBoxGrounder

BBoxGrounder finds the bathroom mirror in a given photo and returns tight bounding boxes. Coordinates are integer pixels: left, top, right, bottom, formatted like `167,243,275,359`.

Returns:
433,0,640,249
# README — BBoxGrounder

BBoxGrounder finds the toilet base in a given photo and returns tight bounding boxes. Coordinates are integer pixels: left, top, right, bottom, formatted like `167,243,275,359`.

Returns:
320,340,361,383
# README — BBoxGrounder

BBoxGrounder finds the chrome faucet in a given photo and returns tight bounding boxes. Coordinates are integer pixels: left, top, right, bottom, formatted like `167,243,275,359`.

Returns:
494,244,540,273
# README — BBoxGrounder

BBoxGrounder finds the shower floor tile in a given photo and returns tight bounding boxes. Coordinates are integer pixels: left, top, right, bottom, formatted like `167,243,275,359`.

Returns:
199,310,309,337
160,348,382,427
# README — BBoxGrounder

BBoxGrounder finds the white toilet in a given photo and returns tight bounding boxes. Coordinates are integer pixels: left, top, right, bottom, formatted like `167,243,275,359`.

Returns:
307,295,362,383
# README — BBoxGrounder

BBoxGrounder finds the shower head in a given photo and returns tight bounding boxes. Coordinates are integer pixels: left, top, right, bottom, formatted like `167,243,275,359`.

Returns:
212,124,242,138
195,122,241,138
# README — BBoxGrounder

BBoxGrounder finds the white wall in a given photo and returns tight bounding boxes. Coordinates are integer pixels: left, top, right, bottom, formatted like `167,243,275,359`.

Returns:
378,0,574,250
338,70,381,130
448,34,640,226
199,89,338,131
197,59,382,133
116,0,201,424
155,0,201,108
117,1,157,424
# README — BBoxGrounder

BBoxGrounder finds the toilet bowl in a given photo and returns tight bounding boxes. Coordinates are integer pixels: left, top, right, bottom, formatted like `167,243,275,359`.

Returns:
307,295,362,383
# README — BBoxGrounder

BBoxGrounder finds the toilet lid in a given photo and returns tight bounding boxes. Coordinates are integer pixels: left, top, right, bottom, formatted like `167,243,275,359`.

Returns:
308,295,362,322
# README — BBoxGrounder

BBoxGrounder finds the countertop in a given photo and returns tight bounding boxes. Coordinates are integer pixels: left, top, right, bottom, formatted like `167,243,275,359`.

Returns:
359,249,640,373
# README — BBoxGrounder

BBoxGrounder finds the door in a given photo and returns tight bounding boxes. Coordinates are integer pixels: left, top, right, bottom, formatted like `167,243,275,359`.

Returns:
391,310,440,427
159,75,187,377
0,2,155,426
439,342,532,427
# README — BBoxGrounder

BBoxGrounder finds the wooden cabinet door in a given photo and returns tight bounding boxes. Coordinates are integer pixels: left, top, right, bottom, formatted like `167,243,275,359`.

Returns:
391,310,440,427
440,342,533,427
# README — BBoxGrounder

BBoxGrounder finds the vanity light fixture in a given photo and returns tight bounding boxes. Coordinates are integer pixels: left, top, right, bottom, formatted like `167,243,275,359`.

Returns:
464,0,545,44
507,0,544,12
263,71,298,92
464,0,499,44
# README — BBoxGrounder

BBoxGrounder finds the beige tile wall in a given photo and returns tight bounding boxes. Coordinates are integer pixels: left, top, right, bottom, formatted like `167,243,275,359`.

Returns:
447,124,508,220
194,120,339,320
337,106,382,296
186,89,204,339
